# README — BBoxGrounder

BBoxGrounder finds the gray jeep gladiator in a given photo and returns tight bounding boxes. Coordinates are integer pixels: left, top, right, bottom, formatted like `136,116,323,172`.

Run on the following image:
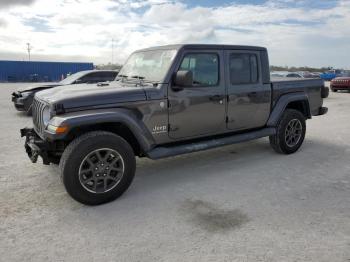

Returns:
20,44,329,205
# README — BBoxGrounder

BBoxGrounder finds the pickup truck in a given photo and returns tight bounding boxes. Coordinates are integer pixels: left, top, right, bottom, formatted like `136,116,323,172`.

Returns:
12,70,118,115
20,44,329,205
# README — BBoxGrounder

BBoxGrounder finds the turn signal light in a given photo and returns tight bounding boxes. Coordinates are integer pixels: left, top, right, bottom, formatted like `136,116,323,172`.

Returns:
47,124,68,134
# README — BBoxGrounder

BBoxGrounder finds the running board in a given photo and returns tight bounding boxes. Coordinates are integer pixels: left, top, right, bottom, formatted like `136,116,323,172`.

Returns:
147,127,276,160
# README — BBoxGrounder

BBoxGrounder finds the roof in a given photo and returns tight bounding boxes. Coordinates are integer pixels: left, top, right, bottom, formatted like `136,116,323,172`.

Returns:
0,60,92,65
136,44,267,52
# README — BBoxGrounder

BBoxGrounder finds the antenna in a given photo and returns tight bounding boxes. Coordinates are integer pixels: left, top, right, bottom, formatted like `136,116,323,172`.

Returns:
111,38,114,65
26,43,32,61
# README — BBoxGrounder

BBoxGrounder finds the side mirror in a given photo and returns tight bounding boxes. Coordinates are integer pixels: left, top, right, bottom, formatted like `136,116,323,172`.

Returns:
74,79,83,84
173,70,193,90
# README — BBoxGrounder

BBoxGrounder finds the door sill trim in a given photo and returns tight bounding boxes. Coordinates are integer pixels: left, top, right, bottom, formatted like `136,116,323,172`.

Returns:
147,127,276,159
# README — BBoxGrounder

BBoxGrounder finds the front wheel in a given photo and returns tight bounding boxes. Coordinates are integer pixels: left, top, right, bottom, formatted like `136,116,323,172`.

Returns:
59,131,136,205
269,109,306,154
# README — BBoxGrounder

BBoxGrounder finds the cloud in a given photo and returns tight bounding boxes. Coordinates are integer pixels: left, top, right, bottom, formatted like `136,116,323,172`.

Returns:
0,0,36,9
0,18,7,27
0,0,349,68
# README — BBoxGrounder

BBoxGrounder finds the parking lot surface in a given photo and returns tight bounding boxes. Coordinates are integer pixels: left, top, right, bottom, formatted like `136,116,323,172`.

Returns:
0,83,349,262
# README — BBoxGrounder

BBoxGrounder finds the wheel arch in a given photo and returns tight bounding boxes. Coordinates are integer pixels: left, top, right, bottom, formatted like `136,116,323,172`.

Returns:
267,93,311,127
66,122,143,156
47,108,156,156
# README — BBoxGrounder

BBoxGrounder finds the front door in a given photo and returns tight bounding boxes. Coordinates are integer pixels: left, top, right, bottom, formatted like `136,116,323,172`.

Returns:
168,50,226,139
225,50,271,130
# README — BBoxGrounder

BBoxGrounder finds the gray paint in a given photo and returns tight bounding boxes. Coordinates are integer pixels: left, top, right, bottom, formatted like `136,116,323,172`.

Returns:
23,44,327,162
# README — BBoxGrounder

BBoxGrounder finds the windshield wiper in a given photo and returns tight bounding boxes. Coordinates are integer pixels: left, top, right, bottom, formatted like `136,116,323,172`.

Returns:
129,75,146,86
130,75,145,80
120,75,158,86
116,74,128,83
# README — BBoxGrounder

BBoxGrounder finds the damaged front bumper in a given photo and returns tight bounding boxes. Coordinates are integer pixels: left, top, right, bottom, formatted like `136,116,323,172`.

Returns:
12,92,25,111
20,128,51,165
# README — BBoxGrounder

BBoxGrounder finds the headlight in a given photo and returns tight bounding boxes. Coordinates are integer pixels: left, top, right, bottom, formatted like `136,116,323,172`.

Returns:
20,91,31,97
42,106,51,126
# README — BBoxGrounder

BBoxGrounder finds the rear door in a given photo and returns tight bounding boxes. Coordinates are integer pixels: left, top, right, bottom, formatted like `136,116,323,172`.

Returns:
168,50,226,139
225,50,271,130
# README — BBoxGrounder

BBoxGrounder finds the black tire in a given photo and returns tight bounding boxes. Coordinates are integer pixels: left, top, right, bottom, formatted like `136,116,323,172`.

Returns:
59,131,136,205
269,109,306,154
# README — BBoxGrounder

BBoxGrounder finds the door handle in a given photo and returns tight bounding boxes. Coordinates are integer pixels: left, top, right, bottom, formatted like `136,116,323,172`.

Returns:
210,95,225,102
248,92,257,97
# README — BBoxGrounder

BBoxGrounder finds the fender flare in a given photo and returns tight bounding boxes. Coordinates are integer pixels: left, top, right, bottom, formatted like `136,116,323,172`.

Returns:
45,108,156,152
267,93,311,127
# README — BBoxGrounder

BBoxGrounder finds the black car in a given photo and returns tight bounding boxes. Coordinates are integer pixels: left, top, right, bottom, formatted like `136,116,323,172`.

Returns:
12,70,118,115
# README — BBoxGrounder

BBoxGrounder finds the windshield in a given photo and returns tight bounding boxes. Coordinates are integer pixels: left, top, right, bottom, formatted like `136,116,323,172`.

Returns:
59,71,87,85
117,49,177,82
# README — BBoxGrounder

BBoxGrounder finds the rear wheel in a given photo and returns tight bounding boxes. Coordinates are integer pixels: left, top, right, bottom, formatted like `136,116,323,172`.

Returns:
269,109,306,154
59,131,136,205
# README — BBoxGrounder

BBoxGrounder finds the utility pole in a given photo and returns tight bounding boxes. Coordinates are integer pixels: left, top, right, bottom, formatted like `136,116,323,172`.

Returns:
26,43,32,61
111,38,114,65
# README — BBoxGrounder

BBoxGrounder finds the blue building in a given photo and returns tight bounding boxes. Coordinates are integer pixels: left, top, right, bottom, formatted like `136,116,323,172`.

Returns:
0,60,94,82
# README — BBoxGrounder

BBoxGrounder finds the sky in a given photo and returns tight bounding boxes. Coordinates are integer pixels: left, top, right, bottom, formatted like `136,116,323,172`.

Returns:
0,0,349,68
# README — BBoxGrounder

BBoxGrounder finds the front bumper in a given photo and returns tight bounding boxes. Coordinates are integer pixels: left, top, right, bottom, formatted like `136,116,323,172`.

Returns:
12,92,25,111
20,128,50,165
331,84,350,90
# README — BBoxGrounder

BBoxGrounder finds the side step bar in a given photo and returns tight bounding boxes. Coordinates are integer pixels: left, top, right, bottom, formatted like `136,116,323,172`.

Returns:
147,127,276,160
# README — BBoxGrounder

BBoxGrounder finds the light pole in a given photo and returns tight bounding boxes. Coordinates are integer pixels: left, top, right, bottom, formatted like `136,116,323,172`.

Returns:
26,43,32,61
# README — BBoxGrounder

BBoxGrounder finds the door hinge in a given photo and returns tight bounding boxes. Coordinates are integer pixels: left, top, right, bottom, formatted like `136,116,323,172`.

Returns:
168,124,179,132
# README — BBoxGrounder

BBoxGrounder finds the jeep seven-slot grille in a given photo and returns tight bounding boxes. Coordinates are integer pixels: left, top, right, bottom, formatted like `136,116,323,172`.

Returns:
32,98,47,137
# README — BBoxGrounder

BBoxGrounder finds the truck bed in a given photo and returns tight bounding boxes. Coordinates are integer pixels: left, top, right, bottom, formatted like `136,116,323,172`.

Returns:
270,77,325,116
271,77,323,86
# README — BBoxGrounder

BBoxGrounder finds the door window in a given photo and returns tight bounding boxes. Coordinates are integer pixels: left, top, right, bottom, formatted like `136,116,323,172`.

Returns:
229,54,258,84
79,72,118,83
96,72,118,81
179,53,219,86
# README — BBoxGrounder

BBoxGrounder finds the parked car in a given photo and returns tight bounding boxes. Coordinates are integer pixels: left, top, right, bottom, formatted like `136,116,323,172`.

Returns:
298,71,320,79
286,72,303,78
270,71,289,78
12,70,118,115
320,70,342,81
330,76,350,92
20,44,329,205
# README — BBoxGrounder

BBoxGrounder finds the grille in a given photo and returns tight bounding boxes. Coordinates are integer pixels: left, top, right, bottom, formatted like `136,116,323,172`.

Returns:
32,98,47,137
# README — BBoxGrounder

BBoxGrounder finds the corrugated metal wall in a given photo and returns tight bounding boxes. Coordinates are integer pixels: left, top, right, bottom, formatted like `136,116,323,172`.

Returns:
0,60,94,82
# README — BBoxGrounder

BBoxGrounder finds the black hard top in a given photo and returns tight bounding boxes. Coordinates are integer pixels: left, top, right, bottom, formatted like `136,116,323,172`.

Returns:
137,44,267,52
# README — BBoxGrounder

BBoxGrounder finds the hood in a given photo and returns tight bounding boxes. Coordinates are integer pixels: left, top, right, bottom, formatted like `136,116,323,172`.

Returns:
333,77,350,81
35,81,147,110
18,82,61,93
